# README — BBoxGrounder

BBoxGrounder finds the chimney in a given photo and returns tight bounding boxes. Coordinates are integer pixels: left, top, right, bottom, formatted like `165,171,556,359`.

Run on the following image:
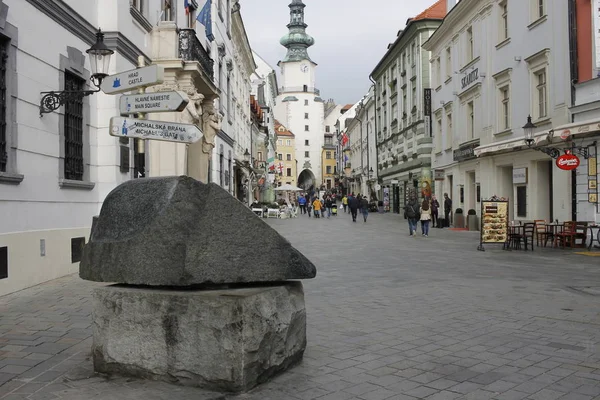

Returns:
447,0,457,11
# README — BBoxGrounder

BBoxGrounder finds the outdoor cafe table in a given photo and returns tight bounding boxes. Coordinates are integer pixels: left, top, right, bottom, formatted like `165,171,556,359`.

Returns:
588,225,600,250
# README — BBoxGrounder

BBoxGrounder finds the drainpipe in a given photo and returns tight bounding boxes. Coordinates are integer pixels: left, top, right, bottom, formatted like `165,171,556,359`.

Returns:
369,77,379,196
355,114,363,193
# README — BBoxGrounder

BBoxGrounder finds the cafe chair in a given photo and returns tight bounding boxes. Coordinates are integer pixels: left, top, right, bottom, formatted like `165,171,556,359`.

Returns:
574,221,588,248
554,221,576,249
534,220,552,247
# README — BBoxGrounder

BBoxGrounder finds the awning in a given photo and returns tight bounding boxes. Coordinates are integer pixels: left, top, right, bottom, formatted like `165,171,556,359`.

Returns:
553,118,600,140
474,132,549,157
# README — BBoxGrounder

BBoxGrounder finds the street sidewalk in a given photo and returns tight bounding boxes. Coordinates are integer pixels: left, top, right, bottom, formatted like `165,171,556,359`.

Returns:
1,213,600,400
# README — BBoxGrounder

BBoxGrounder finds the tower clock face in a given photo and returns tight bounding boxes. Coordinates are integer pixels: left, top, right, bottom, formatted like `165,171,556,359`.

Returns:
300,65,309,73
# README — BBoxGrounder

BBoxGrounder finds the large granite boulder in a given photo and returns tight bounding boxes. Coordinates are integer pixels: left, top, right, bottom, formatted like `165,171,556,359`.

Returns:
80,176,316,286
92,282,307,392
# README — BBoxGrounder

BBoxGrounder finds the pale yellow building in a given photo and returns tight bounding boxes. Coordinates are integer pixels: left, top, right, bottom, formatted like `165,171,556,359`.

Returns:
275,121,297,187
321,132,337,190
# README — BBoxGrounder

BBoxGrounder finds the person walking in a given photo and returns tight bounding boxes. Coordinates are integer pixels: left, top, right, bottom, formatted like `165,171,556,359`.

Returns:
404,196,420,236
298,194,307,215
325,196,333,218
312,197,322,218
348,193,359,222
360,196,369,223
443,193,452,227
430,195,440,228
420,199,432,237
342,195,348,213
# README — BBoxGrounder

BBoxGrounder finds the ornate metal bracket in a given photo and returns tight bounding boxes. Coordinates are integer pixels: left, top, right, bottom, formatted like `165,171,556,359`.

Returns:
527,141,591,160
571,145,589,159
39,87,100,116
532,145,562,159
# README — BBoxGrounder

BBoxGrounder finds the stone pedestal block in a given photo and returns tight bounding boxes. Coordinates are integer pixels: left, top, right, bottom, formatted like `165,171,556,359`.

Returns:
91,282,307,393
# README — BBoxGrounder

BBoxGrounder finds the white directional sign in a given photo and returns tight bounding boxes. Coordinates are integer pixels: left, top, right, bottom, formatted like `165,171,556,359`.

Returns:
109,117,202,144
119,91,189,115
101,65,164,95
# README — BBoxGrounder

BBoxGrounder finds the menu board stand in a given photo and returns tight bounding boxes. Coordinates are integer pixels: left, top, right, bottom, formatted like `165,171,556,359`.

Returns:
477,198,509,251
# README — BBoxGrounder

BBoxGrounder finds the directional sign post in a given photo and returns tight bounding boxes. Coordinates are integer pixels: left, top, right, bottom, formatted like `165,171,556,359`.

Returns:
101,65,164,95
119,91,189,115
109,117,202,144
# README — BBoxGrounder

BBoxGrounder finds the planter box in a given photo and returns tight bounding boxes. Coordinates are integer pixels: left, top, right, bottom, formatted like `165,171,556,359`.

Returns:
454,214,465,228
467,215,479,231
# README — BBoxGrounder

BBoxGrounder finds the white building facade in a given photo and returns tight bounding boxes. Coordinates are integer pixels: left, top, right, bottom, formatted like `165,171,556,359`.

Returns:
424,0,571,223
251,51,279,202
0,0,165,296
371,6,442,214
273,0,325,193
344,89,378,198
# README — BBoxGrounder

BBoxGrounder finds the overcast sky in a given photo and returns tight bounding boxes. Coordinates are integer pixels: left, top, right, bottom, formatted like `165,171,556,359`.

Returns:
240,0,437,106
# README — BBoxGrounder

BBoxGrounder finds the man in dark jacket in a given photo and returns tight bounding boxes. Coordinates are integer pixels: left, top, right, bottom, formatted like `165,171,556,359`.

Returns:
348,193,359,222
443,193,452,226
404,196,420,236
325,196,333,218
431,195,440,228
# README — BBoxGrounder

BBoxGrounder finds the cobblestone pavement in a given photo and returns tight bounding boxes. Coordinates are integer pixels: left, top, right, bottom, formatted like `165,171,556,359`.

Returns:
1,212,600,399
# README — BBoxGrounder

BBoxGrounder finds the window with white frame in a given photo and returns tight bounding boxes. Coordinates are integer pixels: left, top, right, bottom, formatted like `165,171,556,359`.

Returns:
535,70,547,119
411,84,417,112
467,101,474,140
445,47,452,79
402,88,407,115
392,102,398,122
494,68,512,132
499,1,508,41
531,0,545,20
304,113,309,119
526,49,550,121
466,27,474,63
286,153,292,161
435,114,443,152
500,86,510,130
446,111,453,149
435,58,441,87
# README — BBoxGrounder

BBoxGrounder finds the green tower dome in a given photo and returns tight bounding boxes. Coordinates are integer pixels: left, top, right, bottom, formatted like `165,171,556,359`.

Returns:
280,0,315,63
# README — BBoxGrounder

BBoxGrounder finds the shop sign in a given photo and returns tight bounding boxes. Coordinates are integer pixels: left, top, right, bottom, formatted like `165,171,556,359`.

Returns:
560,129,571,140
434,169,445,181
453,141,479,162
556,154,580,171
461,68,479,90
424,88,432,137
512,168,527,184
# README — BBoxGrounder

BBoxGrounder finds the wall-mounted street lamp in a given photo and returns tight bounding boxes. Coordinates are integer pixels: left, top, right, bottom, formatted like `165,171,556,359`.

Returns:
523,115,590,159
39,29,114,116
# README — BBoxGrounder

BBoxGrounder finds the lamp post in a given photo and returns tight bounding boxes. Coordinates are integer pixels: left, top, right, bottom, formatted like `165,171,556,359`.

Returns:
523,115,562,159
40,29,114,116
522,115,536,146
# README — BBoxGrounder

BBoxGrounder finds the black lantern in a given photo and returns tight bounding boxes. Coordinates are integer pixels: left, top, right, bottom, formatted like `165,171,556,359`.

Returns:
243,148,251,162
40,28,114,116
86,29,114,87
522,115,536,146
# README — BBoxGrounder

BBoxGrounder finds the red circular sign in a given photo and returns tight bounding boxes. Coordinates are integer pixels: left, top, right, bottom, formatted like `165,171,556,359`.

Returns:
560,129,571,140
556,154,580,170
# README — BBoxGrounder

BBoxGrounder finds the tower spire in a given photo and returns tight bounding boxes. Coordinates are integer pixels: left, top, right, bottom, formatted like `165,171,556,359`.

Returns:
279,0,315,63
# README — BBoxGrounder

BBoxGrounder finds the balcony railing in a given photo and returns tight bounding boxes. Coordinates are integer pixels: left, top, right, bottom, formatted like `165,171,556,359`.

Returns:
279,86,320,95
178,29,214,81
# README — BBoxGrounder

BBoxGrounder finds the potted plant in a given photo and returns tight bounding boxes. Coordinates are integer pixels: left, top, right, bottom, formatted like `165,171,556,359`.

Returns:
454,208,465,228
467,209,479,231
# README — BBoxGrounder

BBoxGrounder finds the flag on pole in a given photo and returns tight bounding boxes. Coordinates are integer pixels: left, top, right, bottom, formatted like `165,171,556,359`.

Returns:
184,0,190,15
197,0,215,42
341,132,349,146
267,156,275,171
